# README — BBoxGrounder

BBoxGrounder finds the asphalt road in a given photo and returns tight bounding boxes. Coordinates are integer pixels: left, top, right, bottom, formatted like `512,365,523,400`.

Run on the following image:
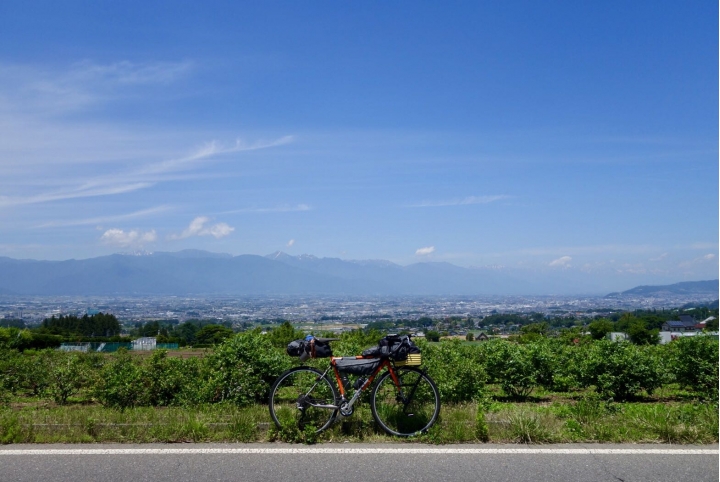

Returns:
1,444,717,482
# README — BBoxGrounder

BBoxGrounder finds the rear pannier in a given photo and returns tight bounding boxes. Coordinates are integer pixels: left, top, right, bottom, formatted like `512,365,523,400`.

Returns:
286,336,333,361
334,358,381,376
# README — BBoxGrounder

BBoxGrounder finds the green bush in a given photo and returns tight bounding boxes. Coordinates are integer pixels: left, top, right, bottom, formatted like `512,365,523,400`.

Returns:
0,348,24,396
47,352,89,405
95,349,200,408
483,340,537,400
0,328,62,350
420,339,486,403
266,322,306,349
588,319,614,340
196,330,291,405
142,350,194,406
18,350,53,397
669,335,719,400
581,341,665,401
95,349,147,409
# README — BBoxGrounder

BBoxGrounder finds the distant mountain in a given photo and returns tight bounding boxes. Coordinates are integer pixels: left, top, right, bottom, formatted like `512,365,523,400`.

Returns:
0,250,538,296
0,250,716,297
606,280,719,298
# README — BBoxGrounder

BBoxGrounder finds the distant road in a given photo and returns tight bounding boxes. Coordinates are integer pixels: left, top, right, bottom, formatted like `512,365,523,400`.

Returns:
1,443,717,482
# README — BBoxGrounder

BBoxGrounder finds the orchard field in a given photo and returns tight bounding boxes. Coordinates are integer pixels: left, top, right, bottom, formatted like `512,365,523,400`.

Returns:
0,327,717,444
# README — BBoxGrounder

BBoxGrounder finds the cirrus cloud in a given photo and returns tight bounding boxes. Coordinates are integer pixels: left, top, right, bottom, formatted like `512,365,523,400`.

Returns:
406,195,510,208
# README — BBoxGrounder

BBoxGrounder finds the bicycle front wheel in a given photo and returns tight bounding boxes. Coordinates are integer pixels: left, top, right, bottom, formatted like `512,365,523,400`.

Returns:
371,367,440,437
269,367,339,433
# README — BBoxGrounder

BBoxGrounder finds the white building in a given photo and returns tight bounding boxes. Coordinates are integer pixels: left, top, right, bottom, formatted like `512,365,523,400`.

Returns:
131,337,157,351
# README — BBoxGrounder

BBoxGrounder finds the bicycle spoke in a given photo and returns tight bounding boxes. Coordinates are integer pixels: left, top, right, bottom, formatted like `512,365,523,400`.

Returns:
371,367,440,437
269,368,338,433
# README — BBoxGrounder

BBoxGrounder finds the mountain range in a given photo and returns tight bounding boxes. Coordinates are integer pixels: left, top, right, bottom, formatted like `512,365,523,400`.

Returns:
606,280,719,298
0,250,716,297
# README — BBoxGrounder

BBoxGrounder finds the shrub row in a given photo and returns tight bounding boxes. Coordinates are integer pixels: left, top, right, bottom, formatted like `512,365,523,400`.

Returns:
462,337,718,401
1,332,717,408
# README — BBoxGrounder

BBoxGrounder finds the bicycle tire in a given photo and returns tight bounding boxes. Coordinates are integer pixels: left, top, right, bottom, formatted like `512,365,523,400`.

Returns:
370,367,440,437
269,367,339,433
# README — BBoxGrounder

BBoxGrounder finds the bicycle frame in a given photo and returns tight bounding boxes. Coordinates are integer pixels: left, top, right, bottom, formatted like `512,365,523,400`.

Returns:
301,356,403,414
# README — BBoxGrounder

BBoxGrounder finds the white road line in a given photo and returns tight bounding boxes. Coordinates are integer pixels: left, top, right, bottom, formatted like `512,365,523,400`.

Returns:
0,448,717,455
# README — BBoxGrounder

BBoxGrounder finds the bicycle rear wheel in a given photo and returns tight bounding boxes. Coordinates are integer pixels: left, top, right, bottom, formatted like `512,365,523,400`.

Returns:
269,367,339,433
371,367,440,437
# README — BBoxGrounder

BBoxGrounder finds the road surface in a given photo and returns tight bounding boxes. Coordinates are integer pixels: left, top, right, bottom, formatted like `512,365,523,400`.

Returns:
1,443,717,482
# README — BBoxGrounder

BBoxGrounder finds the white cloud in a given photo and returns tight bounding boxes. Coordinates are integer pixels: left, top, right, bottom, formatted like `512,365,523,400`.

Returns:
100,228,157,247
204,223,234,238
170,217,234,240
416,246,435,256
703,253,716,260
407,195,510,208
549,256,572,267
287,239,295,247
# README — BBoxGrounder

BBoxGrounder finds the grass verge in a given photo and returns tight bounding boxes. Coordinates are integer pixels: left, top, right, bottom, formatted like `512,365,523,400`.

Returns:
1,400,717,444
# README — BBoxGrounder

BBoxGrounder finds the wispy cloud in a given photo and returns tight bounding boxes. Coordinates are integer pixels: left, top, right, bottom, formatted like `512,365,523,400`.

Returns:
676,253,718,272
100,228,157,247
416,246,435,256
0,60,295,210
223,203,310,214
514,244,658,257
135,136,294,178
406,195,510,208
169,217,234,240
685,242,719,250
36,206,171,228
0,60,193,115
0,135,294,208
0,183,154,208
287,239,295,247
649,252,669,262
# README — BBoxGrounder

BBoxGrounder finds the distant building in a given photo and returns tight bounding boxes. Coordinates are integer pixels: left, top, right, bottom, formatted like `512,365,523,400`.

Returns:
131,337,157,350
607,332,628,342
662,315,698,332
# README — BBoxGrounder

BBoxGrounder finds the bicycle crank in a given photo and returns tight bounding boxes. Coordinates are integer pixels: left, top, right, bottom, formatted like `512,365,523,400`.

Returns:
339,401,354,416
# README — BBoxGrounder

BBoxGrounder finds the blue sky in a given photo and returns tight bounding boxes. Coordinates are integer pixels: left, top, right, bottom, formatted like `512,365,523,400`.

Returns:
0,1,717,292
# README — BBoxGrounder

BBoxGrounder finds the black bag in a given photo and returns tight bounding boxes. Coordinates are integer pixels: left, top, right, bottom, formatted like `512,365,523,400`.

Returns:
310,340,333,358
286,339,305,357
335,358,381,376
362,335,420,361
286,337,333,360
